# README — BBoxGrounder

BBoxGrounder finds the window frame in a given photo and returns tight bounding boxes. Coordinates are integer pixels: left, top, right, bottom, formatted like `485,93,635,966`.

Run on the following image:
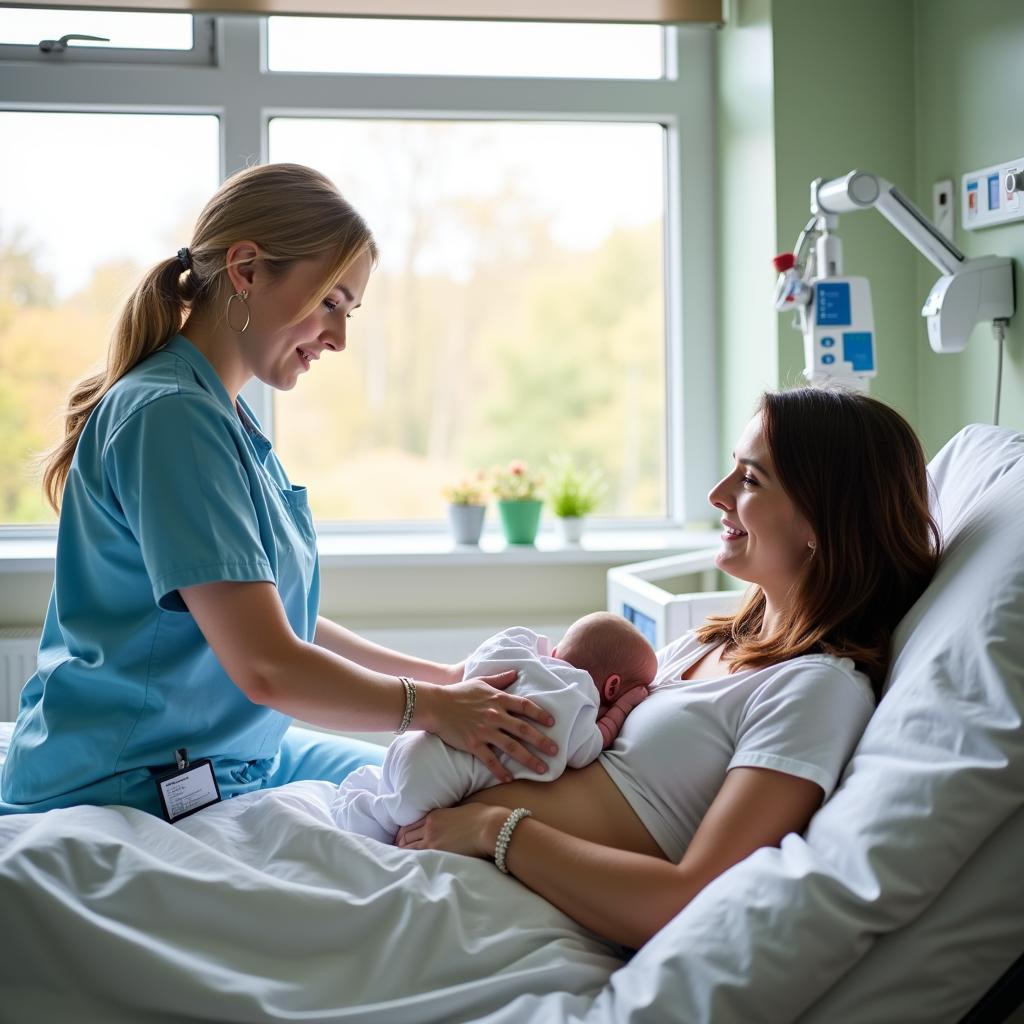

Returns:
0,14,717,538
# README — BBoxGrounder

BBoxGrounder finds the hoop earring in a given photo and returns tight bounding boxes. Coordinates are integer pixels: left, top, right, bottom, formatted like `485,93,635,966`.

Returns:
226,290,251,334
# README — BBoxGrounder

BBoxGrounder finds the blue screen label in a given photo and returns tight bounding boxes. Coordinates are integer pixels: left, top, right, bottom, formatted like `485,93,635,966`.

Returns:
842,332,875,372
816,282,852,326
622,604,657,645
988,174,1001,211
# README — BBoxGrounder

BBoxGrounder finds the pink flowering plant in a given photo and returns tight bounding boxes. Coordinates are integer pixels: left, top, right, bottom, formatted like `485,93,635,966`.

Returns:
491,460,544,502
442,471,489,506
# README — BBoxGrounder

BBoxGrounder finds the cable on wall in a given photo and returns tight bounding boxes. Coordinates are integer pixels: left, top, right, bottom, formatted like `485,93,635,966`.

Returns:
992,318,1008,426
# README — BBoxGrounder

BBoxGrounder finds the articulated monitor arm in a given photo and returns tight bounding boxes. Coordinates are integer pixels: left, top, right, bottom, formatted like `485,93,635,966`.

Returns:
808,170,1014,354
782,172,1015,380
813,170,965,276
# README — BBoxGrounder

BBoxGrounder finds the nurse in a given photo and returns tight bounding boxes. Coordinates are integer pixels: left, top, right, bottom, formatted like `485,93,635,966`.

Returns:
0,162,557,819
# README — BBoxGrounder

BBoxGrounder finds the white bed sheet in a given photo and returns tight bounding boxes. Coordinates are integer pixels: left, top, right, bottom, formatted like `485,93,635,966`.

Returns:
0,741,622,1024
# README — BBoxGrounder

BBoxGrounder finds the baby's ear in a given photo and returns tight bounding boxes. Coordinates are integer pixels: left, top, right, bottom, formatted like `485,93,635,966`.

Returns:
603,674,621,702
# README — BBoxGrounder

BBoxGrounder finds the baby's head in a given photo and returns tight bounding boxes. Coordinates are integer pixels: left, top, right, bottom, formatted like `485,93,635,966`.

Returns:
552,612,657,710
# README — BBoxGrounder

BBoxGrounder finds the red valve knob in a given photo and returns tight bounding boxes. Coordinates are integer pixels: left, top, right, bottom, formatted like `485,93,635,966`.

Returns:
772,252,796,272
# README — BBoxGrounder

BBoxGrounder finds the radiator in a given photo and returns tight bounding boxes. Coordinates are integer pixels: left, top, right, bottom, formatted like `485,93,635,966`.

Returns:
0,624,569,726
0,629,39,722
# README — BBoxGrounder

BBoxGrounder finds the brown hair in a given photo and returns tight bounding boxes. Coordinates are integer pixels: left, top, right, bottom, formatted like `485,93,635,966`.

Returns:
558,612,658,690
695,386,941,699
41,162,378,512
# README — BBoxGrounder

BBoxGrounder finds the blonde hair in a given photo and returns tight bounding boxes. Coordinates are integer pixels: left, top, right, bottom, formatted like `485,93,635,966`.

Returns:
558,612,658,690
41,162,378,512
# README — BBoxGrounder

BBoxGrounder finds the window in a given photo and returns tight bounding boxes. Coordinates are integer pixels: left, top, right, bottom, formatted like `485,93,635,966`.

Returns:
0,15,716,530
270,117,666,521
267,17,663,78
0,8,194,49
0,112,220,523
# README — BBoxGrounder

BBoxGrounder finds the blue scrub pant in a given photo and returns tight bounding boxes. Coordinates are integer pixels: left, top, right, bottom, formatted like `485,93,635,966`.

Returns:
219,726,385,799
266,726,385,787
0,726,385,818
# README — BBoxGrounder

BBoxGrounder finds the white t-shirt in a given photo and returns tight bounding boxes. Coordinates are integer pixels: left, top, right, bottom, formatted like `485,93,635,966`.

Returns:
600,631,875,863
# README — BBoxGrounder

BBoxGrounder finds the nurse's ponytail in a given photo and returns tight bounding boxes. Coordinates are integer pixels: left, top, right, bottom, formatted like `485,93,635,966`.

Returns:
42,256,198,511
41,163,377,512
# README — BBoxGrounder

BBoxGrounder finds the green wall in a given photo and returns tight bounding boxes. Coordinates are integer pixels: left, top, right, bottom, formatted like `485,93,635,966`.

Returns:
914,0,1024,455
714,0,778,470
771,0,919,424
716,0,1024,465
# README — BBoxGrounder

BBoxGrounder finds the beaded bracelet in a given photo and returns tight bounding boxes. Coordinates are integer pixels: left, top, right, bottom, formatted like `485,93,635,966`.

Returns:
494,807,532,874
395,676,416,734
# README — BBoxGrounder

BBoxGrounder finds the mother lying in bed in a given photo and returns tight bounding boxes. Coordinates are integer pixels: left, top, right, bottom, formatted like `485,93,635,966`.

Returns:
396,387,941,950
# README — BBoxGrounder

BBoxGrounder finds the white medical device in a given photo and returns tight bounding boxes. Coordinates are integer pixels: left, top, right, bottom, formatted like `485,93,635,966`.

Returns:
774,170,1015,388
607,549,737,650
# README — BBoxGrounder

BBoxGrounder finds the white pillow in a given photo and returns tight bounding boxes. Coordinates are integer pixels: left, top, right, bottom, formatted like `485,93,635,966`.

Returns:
569,424,1024,1024
927,421,1024,537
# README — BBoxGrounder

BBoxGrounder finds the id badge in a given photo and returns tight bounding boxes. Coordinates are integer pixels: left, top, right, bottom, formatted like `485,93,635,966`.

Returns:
155,748,222,823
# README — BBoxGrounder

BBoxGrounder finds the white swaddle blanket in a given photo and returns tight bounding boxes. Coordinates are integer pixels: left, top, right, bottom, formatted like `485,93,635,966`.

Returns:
332,627,606,842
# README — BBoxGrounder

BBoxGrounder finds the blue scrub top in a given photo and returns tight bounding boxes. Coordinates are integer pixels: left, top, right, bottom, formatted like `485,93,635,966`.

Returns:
0,335,319,815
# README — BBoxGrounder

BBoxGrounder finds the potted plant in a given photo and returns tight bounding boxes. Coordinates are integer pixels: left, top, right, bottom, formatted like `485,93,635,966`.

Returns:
442,472,489,545
491,460,545,545
546,454,606,544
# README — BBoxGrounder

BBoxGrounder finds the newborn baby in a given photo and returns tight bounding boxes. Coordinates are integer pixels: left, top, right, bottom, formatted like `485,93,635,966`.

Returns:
332,612,656,843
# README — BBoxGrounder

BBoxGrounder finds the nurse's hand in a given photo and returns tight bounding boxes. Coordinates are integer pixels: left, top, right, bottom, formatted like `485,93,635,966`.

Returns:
418,673,558,784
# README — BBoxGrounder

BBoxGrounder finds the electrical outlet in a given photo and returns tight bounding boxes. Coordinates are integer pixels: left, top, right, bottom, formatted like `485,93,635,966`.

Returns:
933,179,954,239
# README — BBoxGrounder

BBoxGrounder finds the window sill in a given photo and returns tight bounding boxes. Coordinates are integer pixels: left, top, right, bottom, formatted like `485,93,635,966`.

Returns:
0,525,718,574
317,526,717,568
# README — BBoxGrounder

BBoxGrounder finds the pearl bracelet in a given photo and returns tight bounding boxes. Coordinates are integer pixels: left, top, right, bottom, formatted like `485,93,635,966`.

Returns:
395,676,416,734
494,807,532,874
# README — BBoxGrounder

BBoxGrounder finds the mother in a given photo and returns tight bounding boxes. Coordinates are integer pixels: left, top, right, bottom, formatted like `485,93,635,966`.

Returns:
398,387,941,949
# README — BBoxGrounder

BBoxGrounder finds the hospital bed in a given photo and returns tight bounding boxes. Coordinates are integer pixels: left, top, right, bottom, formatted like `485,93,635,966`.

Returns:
0,423,1022,1023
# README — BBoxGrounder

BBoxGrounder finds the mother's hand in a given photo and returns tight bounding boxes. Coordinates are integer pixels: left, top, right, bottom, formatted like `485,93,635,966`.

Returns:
396,804,506,859
420,672,558,784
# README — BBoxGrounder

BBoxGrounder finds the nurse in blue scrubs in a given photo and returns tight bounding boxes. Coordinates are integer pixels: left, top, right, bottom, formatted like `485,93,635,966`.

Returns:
0,162,557,819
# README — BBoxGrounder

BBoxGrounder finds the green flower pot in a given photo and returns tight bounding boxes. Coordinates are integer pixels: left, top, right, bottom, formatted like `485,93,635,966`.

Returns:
497,499,543,545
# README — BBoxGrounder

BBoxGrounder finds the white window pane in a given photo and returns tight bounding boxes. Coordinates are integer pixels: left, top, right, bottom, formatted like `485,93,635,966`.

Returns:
0,112,219,525
267,18,662,79
0,8,193,49
269,118,667,523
